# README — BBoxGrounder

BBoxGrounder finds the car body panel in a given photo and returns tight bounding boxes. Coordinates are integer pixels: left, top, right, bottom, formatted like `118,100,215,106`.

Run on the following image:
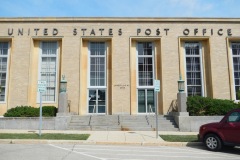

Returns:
199,109,240,147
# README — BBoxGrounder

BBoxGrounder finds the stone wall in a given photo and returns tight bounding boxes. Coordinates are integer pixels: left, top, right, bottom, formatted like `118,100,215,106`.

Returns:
171,112,223,132
0,116,71,130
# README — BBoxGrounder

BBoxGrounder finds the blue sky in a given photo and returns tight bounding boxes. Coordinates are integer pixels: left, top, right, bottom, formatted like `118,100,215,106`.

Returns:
0,0,239,17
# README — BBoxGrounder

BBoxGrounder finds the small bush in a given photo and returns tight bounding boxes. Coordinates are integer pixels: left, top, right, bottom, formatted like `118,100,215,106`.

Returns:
187,96,240,116
42,106,57,117
4,106,57,117
4,106,38,117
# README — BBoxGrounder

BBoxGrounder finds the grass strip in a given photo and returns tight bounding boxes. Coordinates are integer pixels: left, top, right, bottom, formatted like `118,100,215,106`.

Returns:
0,133,90,140
160,135,199,142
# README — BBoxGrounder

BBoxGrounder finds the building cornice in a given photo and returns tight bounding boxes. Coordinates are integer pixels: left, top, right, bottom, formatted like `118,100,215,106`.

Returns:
0,17,240,23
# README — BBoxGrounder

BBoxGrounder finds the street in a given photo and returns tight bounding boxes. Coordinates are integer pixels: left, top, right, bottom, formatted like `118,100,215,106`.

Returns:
0,144,239,160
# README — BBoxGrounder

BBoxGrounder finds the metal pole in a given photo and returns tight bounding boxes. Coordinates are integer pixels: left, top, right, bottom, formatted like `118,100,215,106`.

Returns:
39,92,42,136
155,91,158,139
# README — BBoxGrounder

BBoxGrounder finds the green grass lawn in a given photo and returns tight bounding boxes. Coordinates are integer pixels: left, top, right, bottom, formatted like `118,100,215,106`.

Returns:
0,133,90,140
160,135,199,142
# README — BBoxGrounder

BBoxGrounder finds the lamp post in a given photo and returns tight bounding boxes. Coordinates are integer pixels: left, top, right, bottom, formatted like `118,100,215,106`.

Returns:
58,75,68,115
60,75,67,93
177,75,188,114
178,76,185,93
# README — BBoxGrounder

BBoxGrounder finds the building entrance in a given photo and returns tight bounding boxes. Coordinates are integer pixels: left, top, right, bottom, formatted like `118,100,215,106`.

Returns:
88,89,106,114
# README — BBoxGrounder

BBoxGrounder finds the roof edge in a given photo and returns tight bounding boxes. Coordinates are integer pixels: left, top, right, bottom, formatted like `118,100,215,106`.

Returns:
0,17,240,22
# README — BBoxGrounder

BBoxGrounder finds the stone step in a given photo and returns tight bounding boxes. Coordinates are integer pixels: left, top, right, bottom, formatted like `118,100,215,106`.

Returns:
67,115,179,131
68,125,91,130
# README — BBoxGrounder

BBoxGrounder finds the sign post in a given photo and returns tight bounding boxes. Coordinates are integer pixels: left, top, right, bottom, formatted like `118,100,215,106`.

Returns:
154,80,160,139
37,81,46,136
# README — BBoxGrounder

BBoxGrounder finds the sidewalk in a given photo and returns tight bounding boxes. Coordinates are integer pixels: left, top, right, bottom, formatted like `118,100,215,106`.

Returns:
0,129,201,146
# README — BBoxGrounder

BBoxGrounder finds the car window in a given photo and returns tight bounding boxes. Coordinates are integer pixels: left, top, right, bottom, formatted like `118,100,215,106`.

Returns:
228,112,240,122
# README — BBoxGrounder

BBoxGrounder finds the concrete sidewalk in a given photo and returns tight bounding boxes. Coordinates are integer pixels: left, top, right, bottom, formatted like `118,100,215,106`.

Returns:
0,129,201,146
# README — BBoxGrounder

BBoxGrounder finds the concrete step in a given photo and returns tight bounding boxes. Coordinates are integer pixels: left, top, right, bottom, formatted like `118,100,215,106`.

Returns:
67,115,179,131
67,125,91,130
147,115,179,131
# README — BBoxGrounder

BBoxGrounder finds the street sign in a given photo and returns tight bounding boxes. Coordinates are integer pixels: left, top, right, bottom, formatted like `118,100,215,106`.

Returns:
154,80,160,92
38,81,47,92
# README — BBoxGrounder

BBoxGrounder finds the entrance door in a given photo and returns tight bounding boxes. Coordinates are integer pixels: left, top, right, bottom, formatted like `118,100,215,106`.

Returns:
88,89,106,114
138,89,155,113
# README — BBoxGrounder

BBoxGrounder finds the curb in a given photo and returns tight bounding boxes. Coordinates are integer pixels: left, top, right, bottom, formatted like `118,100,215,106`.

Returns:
0,139,203,147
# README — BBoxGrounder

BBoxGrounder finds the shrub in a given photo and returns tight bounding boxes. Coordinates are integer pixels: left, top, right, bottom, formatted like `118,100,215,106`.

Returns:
42,106,57,117
4,106,57,117
187,96,240,116
4,106,38,117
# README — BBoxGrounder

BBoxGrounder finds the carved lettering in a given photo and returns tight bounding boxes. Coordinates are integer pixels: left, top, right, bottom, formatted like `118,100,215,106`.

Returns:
34,28,40,36
52,28,58,35
156,28,160,36
194,28,198,35
218,29,223,36
8,28,13,35
43,28,48,35
109,28,113,36
145,29,151,35
227,29,232,36
90,29,95,35
73,28,77,36
99,28,104,35
118,28,122,36
183,29,190,35
202,29,206,36
164,28,169,35
81,28,87,36
18,28,23,36
137,28,141,35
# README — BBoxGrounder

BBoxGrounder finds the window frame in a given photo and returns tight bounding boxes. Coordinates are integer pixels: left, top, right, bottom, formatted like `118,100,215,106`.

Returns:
0,42,10,103
184,42,205,97
230,42,240,101
136,42,155,114
88,42,107,89
87,42,107,114
37,41,59,103
136,42,155,89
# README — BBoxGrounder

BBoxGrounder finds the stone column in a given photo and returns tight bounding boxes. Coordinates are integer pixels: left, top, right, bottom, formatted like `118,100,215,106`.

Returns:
177,92,189,116
57,92,68,115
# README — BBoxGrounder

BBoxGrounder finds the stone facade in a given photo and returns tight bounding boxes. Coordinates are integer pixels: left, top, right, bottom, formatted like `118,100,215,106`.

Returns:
0,17,239,116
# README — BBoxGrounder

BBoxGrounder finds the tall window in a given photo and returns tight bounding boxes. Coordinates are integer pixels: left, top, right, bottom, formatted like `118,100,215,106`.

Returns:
0,42,9,102
88,42,106,114
137,42,155,113
231,42,240,100
185,42,204,96
39,42,58,102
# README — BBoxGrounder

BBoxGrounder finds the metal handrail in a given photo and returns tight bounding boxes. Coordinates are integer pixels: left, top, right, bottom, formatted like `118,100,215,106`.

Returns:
92,104,96,114
148,104,154,115
148,104,155,128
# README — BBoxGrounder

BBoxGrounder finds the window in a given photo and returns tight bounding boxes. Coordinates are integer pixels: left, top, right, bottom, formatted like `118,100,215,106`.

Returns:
185,42,204,96
39,42,58,102
231,42,240,100
0,42,9,102
137,42,155,113
228,112,240,122
88,42,106,113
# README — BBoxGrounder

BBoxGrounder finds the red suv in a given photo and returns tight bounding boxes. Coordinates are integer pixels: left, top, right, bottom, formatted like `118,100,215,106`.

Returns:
198,108,240,151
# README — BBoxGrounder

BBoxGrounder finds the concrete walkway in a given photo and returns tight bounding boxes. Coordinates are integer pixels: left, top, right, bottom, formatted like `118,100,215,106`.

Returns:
0,129,200,146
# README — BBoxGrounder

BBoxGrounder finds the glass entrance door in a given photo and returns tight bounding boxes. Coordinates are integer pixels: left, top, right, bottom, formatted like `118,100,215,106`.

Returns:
138,89,155,113
88,89,106,114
